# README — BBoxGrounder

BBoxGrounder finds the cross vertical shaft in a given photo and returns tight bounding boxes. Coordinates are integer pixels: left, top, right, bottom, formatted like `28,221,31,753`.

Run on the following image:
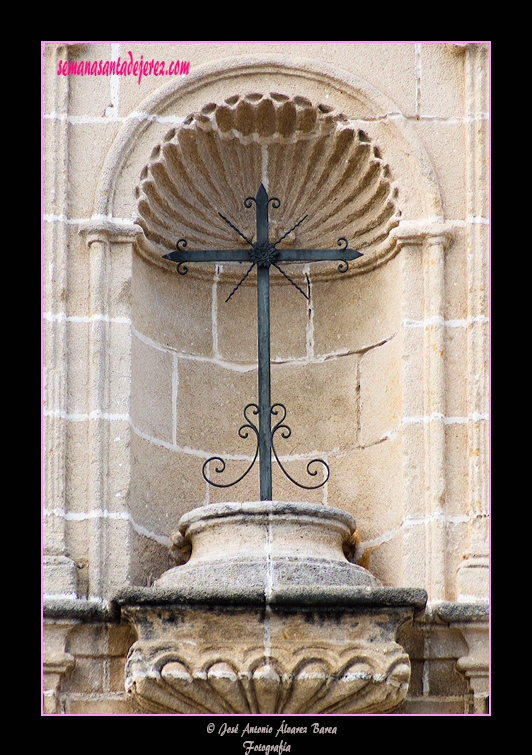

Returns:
255,186,272,500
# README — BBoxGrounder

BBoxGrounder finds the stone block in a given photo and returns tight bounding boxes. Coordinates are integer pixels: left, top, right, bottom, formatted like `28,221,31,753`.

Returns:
108,623,138,656
367,536,404,588
105,323,132,419
175,358,257,455
62,654,104,694
106,242,133,320
415,120,466,219
423,625,468,660
106,418,132,507
205,462,263,506
360,334,402,446
400,326,424,418
399,243,425,322
312,254,401,358
401,423,427,518
130,431,205,527
399,698,466,714
216,270,308,363
69,122,121,218
64,421,90,512
444,423,469,517
339,42,417,116
271,458,327,506
64,227,92,317
327,438,404,587
66,623,106,657
417,43,466,118
327,438,402,531
396,623,424,659
65,43,116,117
129,527,172,587
65,322,91,417
444,326,467,418
68,697,137,715
109,658,128,692
132,253,213,357
114,121,174,220
443,228,468,321
43,555,77,596
131,334,173,443
426,659,469,697
401,524,428,591
271,355,359,456
406,660,424,696
105,516,138,595
42,120,66,217
445,522,470,601
64,518,90,570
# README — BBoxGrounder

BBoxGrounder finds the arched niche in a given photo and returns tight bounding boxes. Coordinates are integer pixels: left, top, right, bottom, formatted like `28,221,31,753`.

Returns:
80,55,451,593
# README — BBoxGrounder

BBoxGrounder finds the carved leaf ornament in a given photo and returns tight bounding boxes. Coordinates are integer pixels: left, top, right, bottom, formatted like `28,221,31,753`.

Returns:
134,93,400,273
126,643,410,714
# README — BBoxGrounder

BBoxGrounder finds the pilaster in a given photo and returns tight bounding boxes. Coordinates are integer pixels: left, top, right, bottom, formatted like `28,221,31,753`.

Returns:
78,220,141,599
394,223,453,601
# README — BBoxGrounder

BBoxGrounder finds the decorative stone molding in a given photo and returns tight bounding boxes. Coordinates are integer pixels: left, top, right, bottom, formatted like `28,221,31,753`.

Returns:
78,217,142,247
134,93,401,277
391,219,454,248
122,604,413,714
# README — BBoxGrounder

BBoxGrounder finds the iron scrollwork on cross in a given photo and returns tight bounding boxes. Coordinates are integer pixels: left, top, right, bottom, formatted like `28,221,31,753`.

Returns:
164,184,363,500
201,402,330,492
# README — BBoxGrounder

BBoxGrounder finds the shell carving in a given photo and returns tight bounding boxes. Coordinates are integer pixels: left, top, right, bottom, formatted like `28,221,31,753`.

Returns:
134,93,401,273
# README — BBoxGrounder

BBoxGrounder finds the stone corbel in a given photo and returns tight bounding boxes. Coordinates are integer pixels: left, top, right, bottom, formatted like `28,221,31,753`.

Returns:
436,602,489,714
42,622,76,715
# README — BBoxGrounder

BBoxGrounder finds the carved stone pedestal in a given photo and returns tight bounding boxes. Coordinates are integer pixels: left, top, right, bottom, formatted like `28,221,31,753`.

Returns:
117,502,426,714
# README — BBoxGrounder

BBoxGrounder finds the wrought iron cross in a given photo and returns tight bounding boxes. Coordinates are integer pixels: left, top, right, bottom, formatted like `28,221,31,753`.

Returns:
163,184,363,500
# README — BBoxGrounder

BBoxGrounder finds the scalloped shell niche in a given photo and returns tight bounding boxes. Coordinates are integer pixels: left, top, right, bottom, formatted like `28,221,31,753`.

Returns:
134,93,401,274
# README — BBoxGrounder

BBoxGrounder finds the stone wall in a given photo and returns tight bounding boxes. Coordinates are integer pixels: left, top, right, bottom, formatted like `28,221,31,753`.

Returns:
42,42,489,715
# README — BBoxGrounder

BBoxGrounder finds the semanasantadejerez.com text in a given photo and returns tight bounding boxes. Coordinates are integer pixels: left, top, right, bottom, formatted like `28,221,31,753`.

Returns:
57,50,190,84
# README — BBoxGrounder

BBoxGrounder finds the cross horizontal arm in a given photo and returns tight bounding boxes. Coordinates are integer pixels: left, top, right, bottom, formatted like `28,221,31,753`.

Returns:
163,248,252,264
275,248,363,263
164,247,364,266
